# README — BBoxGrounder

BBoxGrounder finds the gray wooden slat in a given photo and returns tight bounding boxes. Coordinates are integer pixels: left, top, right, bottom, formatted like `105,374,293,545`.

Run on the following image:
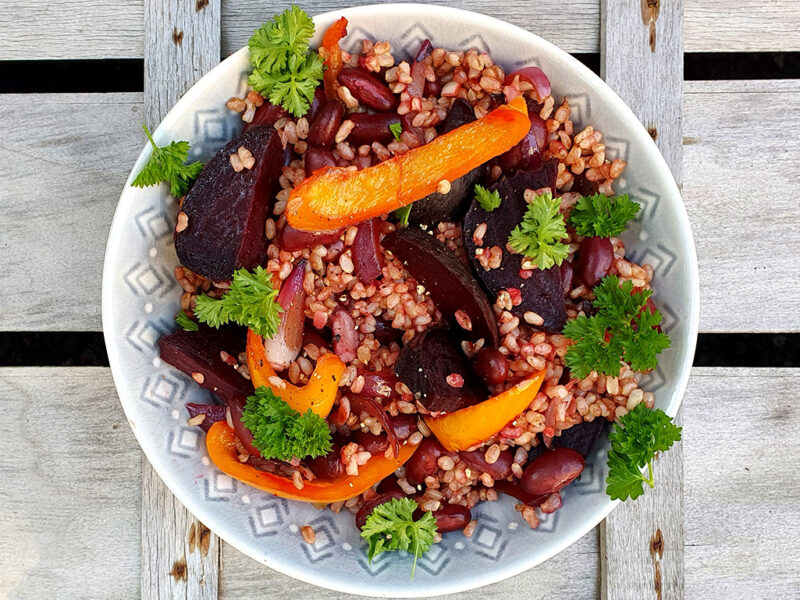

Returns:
141,2,221,599
0,368,141,600
3,80,799,334
600,1,684,598
3,1,800,60
3,367,796,597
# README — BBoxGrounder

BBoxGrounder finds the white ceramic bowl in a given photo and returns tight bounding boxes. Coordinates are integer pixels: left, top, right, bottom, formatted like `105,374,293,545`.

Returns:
102,4,699,597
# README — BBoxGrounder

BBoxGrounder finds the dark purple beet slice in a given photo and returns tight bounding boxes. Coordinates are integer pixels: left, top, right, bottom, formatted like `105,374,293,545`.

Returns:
158,325,250,403
185,403,226,432
394,329,486,413
408,98,486,226
382,227,499,346
462,159,567,332
175,124,282,282
551,419,607,458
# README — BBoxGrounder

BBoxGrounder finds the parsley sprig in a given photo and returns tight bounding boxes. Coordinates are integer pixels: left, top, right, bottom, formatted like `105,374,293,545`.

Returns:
175,310,199,332
474,184,502,212
393,204,413,227
389,122,403,142
248,6,324,117
193,266,282,338
563,276,671,379
568,193,640,238
132,125,204,197
606,403,682,501
508,191,569,270
242,386,332,461
360,497,437,577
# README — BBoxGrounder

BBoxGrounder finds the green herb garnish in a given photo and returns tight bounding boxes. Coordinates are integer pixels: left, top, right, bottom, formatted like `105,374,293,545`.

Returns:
389,122,403,142
606,403,682,501
360,497,437,577
563,276,671,379
175,310,199,331
131,125,204,198
193,266,282,338
242,386,332,461
394,204,413,227
507,190,569,269
474,184,502,212
568,193,640,238
247,6,324,117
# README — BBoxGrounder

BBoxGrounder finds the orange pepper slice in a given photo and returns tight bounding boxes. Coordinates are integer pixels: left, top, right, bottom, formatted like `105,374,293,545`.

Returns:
425,370,546,452
246,328,345,418
206,421,418,503
286,96,530,231
320,17,348,100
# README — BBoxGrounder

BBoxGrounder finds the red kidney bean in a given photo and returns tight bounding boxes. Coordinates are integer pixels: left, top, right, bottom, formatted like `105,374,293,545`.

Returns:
520,447,585,496
305,86,327,122
577,236,614,287
355,490,406,529
372,318,403,345
472,347,510,386
354,430,389,455
424,77,442,97
493,480,547,506
304,146,337,177
347,112,401,146
244,101,289,130
405,437,445,484
459,447,514,480
330,308,358,363
432,504,471,532
414,39,433,62
278,221,343,251
337,67,399,112
560,260,575,295
376,476,403,494
306,440,345,480
307,100,344,148
389,414,418,441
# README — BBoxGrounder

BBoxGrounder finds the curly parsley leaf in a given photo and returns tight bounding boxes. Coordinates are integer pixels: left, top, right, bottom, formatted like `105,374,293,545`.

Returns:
242,386,332,462
474,184,502,212
563,276,671,379
389,122,403,142
393,204,413,227
175,310,199,332
132,125,204,198
247,7,323,116
360,497,437,577
568,193,640,238
606,403,681,501
508,190,569,269
193,266,282,338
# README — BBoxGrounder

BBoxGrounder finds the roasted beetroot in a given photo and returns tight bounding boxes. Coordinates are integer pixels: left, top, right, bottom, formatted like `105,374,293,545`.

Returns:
174,124,282,281
462,159,567,332
407,98,486,225
551,419,607,458
278,223,343,252
394,329,486,414
159,325,250,403
382,227,499,346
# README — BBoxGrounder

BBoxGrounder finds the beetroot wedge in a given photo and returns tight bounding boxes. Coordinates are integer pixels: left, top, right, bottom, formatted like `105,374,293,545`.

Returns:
175,124,282,282
159,325,250,402
382,227,499,346
394,329,486,414
462,159,567,332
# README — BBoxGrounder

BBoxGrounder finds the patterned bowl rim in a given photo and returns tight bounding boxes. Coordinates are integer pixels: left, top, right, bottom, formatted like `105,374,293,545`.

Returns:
102,3,699,596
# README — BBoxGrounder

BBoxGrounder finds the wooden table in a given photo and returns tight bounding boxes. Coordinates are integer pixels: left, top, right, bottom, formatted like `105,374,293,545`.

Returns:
1,1,799,598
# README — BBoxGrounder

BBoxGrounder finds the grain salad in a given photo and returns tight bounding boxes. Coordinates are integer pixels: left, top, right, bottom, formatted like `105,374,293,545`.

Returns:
134,7,681,575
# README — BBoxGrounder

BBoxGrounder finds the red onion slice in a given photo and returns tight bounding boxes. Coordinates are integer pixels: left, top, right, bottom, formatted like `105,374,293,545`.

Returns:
352,218,384,283
349,393,400,457
264,260,307,369
330,307,358,363
185,403,227,432
278,224,344,252
504,66,551,102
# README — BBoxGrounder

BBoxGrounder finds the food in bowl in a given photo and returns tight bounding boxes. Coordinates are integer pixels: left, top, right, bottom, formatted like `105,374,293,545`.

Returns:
133,6,681,574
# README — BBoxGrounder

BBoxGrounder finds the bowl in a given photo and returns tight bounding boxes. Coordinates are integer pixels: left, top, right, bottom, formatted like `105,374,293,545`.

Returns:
102,4,699,597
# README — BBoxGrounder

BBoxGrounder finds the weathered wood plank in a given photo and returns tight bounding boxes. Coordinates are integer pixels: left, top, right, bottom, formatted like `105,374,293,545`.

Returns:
2,367,796,597
3,0,799,60
600,1,684,598
141,3,221,599
0,368,141,599
2,80,798,333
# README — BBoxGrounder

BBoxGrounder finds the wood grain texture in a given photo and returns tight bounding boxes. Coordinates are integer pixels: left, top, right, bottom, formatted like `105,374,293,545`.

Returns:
0,368,141,600
141,3,221,599
220,530,599,599
2,81,799,333
683,79,800,333
1,367,797,597
600,1,684,598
